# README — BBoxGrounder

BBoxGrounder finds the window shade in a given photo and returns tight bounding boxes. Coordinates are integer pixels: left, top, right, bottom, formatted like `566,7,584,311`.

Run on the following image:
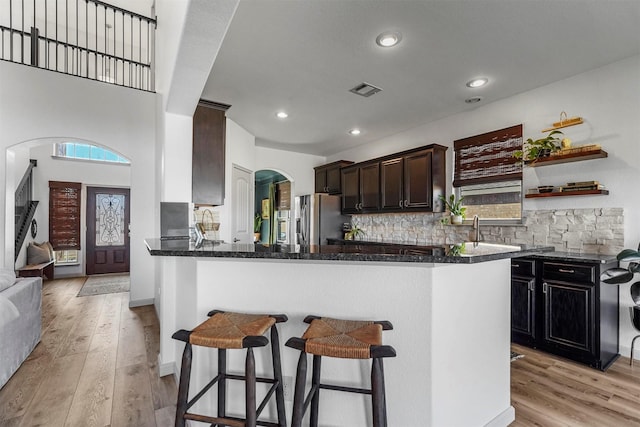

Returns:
49,181,81,250
453,124,523,187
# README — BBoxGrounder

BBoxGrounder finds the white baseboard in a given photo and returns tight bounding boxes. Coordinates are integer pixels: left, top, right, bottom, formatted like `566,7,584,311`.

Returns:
129,298,154,308
618,344,640,361
158,353,176,378
485,406,515,427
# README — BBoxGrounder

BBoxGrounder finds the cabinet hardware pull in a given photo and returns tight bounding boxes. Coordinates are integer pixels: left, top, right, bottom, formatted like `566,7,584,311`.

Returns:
543,282,548,293
559,269,575,273
528,282,535,291
404,200,408,207
399,201,403,208
512,264,520,268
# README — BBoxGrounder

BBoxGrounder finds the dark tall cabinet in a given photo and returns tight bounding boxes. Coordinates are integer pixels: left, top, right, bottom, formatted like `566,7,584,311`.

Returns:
192,100,230,206
511,256,619,370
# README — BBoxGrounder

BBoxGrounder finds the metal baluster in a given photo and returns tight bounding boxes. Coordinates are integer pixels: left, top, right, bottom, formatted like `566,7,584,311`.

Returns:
85,0,88,77
113,8,116,84
21,0,24,63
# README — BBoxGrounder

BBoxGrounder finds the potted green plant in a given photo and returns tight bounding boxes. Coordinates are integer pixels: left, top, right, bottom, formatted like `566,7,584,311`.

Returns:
344,224,365,240
439,194,466,225
253,213,263,242
513,130,564,163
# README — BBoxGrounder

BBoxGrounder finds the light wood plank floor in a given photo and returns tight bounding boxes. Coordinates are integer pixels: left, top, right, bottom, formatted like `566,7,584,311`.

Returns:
511,344,640,426
0,277,176,427
3,277,640,426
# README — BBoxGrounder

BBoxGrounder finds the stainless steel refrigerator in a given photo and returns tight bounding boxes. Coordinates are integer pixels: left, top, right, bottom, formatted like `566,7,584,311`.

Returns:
295,194,348,246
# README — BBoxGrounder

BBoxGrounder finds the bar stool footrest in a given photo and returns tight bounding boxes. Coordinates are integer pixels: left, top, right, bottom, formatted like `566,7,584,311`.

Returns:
185,413,281,427
319,382,372,395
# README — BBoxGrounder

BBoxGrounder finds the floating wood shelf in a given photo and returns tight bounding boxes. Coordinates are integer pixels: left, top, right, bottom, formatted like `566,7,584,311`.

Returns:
525,149,608,167
525,189,609,199
542,117,584,132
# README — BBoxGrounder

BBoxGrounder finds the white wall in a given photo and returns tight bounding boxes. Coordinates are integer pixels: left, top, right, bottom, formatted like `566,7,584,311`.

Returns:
255,146,326,197
16,143,131,277
0,60,157,305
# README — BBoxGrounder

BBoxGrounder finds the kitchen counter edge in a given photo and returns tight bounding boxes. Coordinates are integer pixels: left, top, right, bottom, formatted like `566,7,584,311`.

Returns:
144,238,554,264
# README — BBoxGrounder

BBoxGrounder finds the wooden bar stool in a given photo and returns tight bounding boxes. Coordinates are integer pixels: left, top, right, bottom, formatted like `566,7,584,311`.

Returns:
285,316,396,427
172,310,288,427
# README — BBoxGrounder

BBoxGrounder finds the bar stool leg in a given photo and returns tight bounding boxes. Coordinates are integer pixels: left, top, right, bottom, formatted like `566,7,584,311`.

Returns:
291,351,308,427
371,357,388,427
217,348,227,420
245,347,257,427
175,342,192,427
270,326,287,427
310,355,322,427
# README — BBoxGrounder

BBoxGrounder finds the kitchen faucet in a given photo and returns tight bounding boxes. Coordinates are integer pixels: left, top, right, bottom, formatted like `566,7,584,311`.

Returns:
473,215,480,243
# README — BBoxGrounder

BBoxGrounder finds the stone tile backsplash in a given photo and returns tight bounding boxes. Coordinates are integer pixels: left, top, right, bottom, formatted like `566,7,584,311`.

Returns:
351,208,624,255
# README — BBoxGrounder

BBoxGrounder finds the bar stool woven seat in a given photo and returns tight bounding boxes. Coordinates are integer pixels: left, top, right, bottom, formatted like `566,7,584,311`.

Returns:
173,310,287,427
286,315,396,427
190,312,276,348
301,317,383,359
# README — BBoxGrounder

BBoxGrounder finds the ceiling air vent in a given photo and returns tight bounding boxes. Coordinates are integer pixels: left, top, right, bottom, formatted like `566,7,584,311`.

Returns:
349,82,382,97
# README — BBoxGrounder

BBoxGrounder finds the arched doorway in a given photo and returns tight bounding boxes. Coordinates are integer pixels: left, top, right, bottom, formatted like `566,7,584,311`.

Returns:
254,169,294,244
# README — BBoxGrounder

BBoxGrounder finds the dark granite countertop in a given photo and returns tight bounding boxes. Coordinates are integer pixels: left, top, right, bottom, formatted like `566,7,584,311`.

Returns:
521,251,618,264
144,238,553,264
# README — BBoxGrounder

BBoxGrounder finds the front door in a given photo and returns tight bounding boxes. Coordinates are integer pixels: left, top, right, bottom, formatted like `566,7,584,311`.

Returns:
86,187,130,275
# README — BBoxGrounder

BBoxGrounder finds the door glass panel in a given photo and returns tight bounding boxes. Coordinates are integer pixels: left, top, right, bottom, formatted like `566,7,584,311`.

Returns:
95,193,126,247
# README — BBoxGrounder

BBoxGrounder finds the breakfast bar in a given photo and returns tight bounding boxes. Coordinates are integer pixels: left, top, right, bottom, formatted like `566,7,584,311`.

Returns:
146,239,552,427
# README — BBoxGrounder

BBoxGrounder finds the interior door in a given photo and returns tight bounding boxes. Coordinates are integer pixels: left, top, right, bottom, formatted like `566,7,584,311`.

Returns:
231,164,253,243
86,187,130,275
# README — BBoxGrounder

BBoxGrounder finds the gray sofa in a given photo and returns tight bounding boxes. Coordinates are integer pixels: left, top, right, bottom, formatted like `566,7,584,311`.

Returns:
0,275,42,389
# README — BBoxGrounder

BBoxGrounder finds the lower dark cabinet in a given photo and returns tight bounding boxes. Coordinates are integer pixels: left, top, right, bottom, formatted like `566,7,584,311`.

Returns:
542,280,594,356
511,257,619,371
511,276,536,345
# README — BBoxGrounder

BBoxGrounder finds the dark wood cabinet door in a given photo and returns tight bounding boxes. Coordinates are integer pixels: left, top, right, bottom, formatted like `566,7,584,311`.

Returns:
341,167,360,213
359,163,380,211
404,150,432,209
511,277,536,343
380,158,403,210
326,166,343,194
192,103,226,206
543,280,595,355
315,168,327,193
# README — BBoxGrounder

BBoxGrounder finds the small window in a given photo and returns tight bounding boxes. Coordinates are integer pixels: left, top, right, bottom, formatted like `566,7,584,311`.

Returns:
54,142,130,164
458,180,522,221
55,249,79,266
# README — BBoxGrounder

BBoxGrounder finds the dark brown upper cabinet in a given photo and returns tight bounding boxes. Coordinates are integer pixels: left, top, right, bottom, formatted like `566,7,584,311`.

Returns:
314,160,354,194
192,100,230,206
344,144,447,214
341,161,380,214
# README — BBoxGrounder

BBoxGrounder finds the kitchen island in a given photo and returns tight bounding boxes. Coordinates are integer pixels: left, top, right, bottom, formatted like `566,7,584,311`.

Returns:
146,239,552,427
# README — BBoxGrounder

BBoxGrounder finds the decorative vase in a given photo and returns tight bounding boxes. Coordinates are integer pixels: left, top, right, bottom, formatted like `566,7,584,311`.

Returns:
450,214,463,225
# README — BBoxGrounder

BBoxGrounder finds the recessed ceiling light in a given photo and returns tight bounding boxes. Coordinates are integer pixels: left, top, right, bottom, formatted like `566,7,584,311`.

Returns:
466,78,488,88
349,129,362,136
465,97,483,104
276,111,288,119
376,31,402,47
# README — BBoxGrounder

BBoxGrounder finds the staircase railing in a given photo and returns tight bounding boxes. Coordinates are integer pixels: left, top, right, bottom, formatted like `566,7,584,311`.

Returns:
15,159,38,261
0,0,156,92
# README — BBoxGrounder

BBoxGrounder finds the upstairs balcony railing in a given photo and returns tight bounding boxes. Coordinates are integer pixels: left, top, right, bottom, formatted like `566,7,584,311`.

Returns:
0,0,156,92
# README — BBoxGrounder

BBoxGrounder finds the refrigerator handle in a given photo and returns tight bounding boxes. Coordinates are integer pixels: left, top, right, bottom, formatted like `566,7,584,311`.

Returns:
301,204,307,244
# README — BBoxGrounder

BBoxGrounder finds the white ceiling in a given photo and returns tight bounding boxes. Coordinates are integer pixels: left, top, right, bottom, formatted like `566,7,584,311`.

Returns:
201,0,640,157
